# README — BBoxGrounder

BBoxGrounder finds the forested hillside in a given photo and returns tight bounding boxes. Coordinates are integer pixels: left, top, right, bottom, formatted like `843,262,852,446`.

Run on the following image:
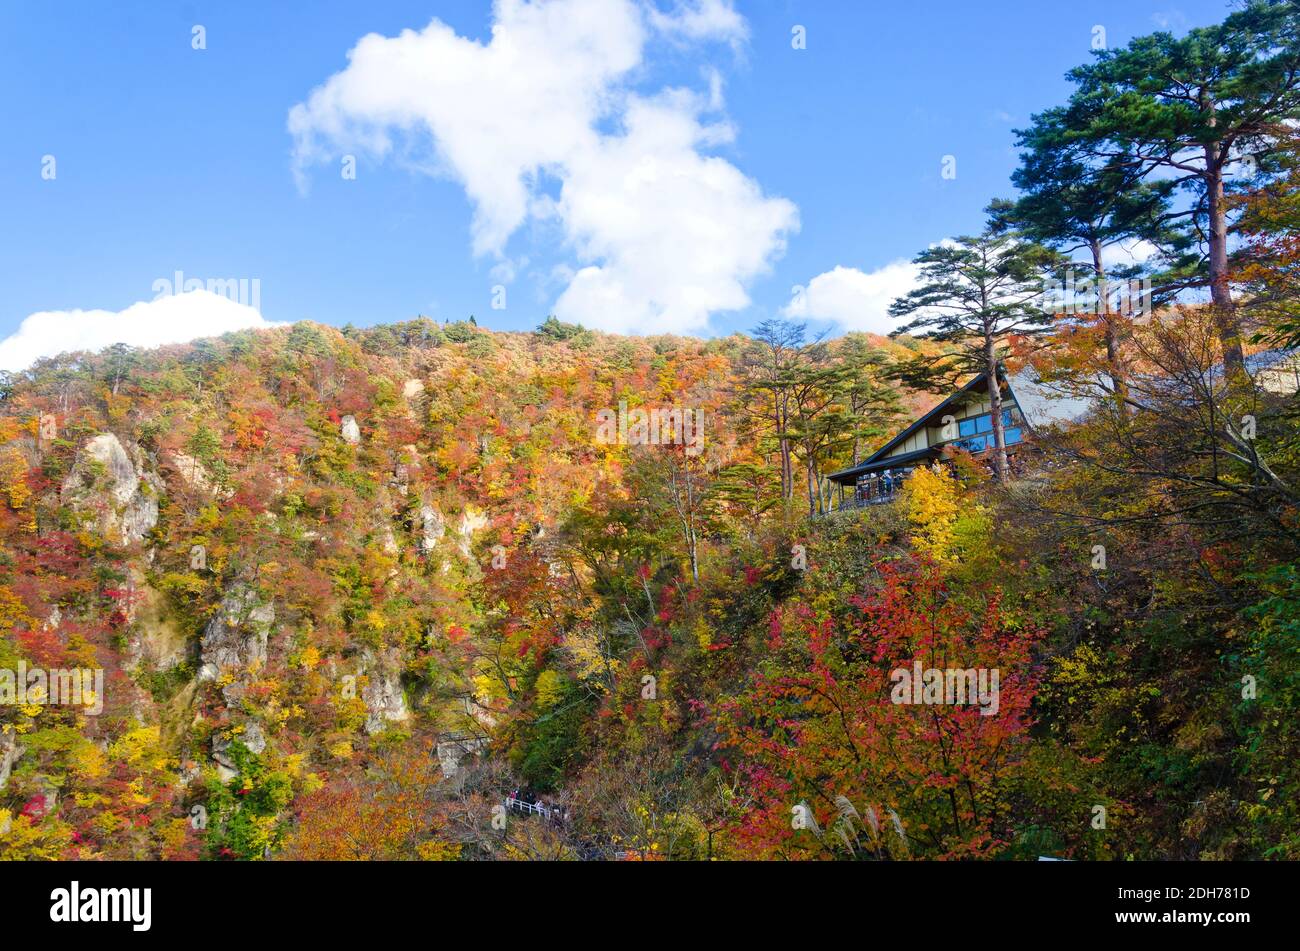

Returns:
4,0,1300,864
0,300,1297,861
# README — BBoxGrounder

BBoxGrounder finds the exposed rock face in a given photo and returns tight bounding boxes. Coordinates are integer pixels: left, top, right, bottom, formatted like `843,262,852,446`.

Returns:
392,446,421,496
365,489,402,574
361,648,409,735
123,568,188,671
420,502,446,552
461,694,498,730
212,722,267,782
168,451,227,497
415,493,484,560
392,464,412,496
197,585,276,701
457,507,489,558
340,415,361,445
379,523,400,556
0,730,22,792
60,433,161,546
178,760,202,789
436,734,487,778
402,381,426,421
32,778,58,816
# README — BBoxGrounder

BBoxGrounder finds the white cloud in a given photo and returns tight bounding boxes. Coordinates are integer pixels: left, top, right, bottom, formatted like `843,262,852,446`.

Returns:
791,237,1149,338
648,0,748,47
553,91,796,334
1099,238,1159,269
288,0,794,336
489,258,525,285
1151,10,1190,32
784,261,923,335
0,290,279,373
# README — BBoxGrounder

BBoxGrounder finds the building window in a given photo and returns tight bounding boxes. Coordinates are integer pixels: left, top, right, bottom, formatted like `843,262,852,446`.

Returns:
953,425,1023,454
954,434,989,453
947,409,1021,447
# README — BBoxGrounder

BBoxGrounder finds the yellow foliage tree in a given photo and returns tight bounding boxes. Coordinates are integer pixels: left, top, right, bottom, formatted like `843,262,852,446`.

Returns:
0,447,34,530
900,464,961,563
0,809,74,860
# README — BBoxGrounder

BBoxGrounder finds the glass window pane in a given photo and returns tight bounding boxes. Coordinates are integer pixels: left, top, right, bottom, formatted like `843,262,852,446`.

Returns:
958,418,976,437
976,414,992,434
1004,427,1022,445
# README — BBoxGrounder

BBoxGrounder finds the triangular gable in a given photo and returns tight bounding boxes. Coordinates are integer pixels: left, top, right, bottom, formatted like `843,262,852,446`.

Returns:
859,371,992,468
828,370,994,482
828,365,1094,486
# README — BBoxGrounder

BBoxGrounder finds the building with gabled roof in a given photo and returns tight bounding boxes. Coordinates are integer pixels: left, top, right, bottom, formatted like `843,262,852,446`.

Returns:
827,366,1092,507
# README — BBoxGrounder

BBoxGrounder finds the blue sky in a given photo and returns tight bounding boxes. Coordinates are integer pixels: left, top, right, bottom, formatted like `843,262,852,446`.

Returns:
0,0,1235,367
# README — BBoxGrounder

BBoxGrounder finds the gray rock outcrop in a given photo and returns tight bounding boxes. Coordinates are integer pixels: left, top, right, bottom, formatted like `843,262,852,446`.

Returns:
212,722,267,782
360,648,409,735
60,433,161,546
420,502,446,552
0,730,22,792
341,415,361,445
197,585,276,701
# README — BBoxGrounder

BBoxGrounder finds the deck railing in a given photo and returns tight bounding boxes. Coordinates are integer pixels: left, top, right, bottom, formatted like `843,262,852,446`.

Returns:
504,796,568,822
831,479,903,512
837,488,899,510
831,462,971,514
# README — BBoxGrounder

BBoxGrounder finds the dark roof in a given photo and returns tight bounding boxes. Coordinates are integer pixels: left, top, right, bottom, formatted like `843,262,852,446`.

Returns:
829,351,1297,489
829,447,940,484
827,371,997,485
827,364,1103,486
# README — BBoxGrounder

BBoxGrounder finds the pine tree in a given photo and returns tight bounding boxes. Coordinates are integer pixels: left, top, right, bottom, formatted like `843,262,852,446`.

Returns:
889,228,1059,481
